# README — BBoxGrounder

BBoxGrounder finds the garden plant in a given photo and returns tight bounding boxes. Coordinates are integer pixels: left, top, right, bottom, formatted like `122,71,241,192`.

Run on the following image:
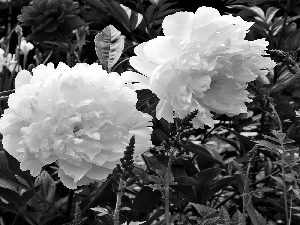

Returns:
0,0,300,225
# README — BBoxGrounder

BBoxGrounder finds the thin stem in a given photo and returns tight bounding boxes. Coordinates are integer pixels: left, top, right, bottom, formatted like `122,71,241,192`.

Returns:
215,167,281,210
66,189,74,222
23,55,27,70
282,160,289,225
165,149,174,225
113,179,124,225
288,195,292,225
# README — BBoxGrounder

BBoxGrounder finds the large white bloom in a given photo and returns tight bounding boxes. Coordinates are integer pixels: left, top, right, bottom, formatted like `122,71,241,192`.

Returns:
0,63,152,189
130,6,276,128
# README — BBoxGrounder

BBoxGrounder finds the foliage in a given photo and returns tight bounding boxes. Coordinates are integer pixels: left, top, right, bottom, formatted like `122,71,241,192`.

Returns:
0,0,300,225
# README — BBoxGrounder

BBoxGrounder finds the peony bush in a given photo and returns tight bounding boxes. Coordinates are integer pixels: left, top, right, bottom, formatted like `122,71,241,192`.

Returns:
1,1,299,225
130,6,276,128
0,63,152,189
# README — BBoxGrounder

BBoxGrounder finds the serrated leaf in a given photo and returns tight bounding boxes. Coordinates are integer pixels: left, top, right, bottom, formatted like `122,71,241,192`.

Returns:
255,140,283,155
219,206,230,222
231,209,244,225
191,203,217,218
94,25,125,72
272,130,286,142
255,210,267,225
271,176,285,189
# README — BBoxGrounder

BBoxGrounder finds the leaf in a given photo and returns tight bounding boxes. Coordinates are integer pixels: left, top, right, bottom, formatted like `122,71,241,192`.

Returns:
132,186,162,221
194,168,224,203
119,4,143,30
178,141,226,170
231,209,244,225
231,161,262,225
5,151,34,190
0,152,28,189
90,206,109,216
219,206,230,223
191,203,218,218
31,170,56,213
122,222,145,225
255,210,267,225
94,25,125,72
228,5,265,21
0,186,21,207
250,6,266,21
265,7,279,24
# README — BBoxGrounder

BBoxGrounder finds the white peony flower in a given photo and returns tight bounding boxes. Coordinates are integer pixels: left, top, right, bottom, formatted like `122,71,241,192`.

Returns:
0,62,152,189
129,6,276,128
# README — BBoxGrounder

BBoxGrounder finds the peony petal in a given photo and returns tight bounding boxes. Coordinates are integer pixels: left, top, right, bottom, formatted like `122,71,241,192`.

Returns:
193,6,220,28
15,70,32,88
85,164,112,180
58,168,77,189
162,11,194,40
20,151,45,177
58,159,92,182
156,99,174,122
2,135,24,159
143,36,183,65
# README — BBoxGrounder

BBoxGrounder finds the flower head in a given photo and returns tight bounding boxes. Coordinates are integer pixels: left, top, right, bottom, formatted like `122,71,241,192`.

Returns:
20,38,34,56
19,0,84,42
130,6,276,128
0,63,152,189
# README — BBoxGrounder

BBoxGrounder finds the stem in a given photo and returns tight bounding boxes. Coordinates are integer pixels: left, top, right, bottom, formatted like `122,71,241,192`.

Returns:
113,179,124,225
288,195,292,225
23,54,27,70
66,189,74,222
215,167,281,210
282,161,289,224
165,149,174,225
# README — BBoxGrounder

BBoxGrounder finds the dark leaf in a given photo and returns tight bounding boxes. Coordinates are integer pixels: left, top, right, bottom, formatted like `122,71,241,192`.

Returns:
178,141,226,169
132,186,162,221
5,151,34,190
0,186,21,206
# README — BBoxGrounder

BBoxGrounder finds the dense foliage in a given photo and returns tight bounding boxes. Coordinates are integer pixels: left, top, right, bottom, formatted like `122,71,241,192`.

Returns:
0,0,300,225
